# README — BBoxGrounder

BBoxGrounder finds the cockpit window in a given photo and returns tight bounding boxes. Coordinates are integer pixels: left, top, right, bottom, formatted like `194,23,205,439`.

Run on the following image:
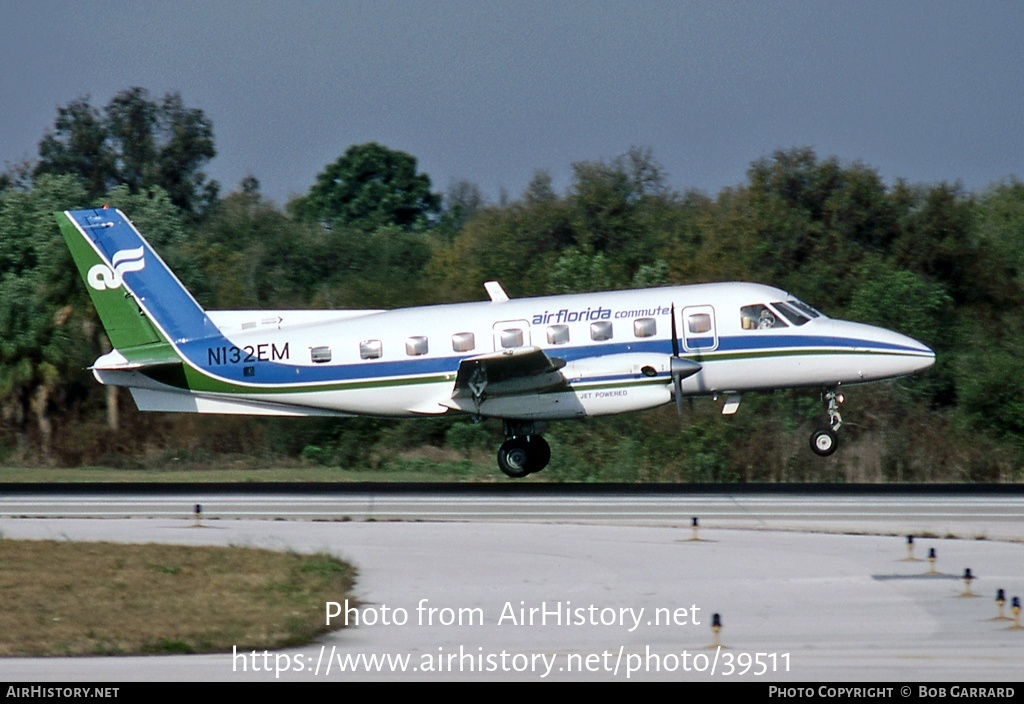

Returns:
741,304,788,330
787,299,822,319
771,301,810,326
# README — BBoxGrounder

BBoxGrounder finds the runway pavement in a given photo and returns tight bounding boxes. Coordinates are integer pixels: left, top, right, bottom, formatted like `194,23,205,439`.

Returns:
1,490,1023,683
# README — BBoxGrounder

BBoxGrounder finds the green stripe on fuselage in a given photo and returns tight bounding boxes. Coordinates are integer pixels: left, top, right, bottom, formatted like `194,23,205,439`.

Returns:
140,344,926,397
143,363,454,394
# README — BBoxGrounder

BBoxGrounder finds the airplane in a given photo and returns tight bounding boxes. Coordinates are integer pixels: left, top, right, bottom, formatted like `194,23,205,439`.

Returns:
55,207,936,478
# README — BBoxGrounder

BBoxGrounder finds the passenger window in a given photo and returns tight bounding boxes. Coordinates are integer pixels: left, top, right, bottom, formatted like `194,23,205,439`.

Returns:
310,346,332,364
452,332,475,352
359,340,383,359
688,313,712,334
500,328,524,348
740,304,788,330
590,321,613,341
547,325,570,345
633,318,657,338
406,336,429,356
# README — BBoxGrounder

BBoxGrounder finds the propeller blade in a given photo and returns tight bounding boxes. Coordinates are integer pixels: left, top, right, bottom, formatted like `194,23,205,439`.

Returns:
670,303,680,358
670,357,702,417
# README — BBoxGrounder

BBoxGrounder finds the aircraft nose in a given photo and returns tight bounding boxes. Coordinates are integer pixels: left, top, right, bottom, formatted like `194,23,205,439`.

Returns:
831,320,935,380
901,334,936,373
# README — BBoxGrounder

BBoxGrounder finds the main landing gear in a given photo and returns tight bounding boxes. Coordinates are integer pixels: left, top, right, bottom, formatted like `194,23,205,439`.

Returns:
497,420,550,478
809,388,844,457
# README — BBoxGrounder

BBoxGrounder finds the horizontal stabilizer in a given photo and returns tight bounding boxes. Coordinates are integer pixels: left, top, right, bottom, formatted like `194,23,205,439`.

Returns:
91,343,182,370
130,388,354,417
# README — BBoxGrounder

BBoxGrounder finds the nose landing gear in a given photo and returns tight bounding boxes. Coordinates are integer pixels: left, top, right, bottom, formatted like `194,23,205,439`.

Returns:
809,389,843,457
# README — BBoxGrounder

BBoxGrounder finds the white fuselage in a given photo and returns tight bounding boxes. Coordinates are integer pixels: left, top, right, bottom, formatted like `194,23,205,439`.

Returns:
94,282,935,421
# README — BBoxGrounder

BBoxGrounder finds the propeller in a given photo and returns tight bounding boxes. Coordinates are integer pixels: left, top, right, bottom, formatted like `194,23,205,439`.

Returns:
670,303,702,416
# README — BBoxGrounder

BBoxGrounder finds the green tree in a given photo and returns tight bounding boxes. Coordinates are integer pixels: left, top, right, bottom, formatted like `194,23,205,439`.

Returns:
891,182,977,304
972,179,1024,308
568,147,670,269
290,142,440,232
547,248,612,294
426,173,575,301
956,318,1024,457
187,178,314,308
35,97,115,199
435,179,484,238
847,259,954,404
0,174,93,459
35,87,218,218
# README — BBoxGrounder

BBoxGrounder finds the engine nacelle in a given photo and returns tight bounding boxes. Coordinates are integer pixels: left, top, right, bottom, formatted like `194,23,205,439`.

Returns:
560,352,675,383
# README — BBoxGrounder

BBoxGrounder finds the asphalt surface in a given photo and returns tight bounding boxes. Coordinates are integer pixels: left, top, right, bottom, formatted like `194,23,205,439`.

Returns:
1,489,1022,683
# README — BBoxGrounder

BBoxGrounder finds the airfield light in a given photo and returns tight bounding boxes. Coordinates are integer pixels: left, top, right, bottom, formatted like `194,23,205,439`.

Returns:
194,503,202,527
905,535,915,561
691,517,699,541
1012,597,1022,629
710,613,722,648
927,548,937,574
961,568,975,597
996,589,1007,620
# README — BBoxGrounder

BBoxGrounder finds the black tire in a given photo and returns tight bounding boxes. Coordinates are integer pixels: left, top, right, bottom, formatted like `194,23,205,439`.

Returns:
498,438,532,478
809,428,838,457
525,435,551,474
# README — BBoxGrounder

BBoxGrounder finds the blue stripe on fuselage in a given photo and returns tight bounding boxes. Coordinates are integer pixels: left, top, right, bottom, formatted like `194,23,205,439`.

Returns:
172,331,927,389
715,333,927,355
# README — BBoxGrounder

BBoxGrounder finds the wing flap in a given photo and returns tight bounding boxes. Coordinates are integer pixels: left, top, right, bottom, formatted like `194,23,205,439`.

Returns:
452,347,567,400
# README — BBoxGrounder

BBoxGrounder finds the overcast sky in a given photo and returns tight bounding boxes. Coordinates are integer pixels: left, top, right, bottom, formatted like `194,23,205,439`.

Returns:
3,1,1022,207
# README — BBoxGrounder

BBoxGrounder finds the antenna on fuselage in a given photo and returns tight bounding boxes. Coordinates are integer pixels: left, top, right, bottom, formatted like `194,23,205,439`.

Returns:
484,281,510,302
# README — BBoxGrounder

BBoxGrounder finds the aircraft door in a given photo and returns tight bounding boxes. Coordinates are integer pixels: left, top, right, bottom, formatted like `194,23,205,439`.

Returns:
493,320,532,351
681,305,718,352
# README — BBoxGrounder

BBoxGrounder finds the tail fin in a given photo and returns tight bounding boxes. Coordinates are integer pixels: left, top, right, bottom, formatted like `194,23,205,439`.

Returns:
55,208,215,353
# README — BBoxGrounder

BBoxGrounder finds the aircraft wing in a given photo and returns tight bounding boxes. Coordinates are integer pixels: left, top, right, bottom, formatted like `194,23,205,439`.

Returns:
452,347,567,400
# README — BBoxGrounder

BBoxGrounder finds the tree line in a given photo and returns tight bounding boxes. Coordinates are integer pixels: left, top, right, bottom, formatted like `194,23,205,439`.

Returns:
1,87,1022,481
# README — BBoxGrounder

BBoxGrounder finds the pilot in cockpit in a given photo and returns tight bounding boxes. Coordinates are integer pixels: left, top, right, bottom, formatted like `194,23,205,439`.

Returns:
741,304,785,330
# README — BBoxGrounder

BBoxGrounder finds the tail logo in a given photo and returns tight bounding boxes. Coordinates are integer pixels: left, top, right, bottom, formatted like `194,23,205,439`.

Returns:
87,247,145,290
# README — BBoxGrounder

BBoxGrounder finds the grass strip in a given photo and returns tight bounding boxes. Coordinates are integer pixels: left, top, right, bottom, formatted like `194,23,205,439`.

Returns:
0,540,356,656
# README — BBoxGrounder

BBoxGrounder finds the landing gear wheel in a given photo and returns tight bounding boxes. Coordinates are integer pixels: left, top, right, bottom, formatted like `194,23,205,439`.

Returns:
498,438,532,478
810,428,838,457
525,435,551,473
497,435,551,478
